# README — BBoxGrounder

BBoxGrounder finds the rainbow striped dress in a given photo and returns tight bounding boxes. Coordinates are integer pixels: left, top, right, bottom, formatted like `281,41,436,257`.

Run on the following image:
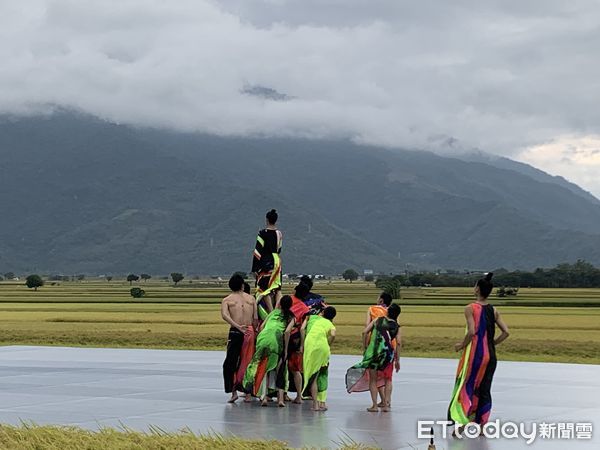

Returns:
448,302,497,425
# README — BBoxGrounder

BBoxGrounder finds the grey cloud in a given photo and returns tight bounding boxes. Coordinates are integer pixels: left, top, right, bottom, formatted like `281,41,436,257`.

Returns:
1,0,599,160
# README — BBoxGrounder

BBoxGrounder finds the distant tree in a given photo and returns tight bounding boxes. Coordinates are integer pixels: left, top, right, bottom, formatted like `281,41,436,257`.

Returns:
127,274,139,285
130,287,145,298
140,273,152,282
4,272,15,280
26,274,44,291
171,272,184,285
76,274,85,281
0,275,3,281
365,274,374,282
506,287,519,296
342,269,359,283
106,276,113,282
375,276,402,300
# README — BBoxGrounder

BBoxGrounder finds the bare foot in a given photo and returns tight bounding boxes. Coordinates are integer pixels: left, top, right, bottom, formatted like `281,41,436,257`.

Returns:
284,394,292,402
293,397,303,404
244,394,252,403
320,405,328,411
382,406,391,412
377,401,385,407
261,398,268,407
311,406,321,411
278,401,286,407
227,393,238,403
367,406,379,412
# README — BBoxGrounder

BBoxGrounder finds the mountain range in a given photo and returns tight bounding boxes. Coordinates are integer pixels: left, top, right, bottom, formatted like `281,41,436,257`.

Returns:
1,112,600,275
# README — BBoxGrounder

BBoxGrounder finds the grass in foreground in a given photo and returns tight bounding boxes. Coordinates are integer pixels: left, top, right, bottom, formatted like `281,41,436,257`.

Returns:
0,424,375,450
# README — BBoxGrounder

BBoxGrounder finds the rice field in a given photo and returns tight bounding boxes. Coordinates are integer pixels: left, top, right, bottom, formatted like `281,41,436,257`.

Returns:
0,280,599,364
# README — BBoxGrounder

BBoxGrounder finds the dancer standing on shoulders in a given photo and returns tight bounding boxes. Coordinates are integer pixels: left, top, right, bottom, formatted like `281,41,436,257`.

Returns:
221,273,258,403
448,272,510,436
252,209,283,320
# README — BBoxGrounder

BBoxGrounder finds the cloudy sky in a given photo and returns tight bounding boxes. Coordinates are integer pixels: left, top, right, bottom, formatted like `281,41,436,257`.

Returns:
1,0,599,196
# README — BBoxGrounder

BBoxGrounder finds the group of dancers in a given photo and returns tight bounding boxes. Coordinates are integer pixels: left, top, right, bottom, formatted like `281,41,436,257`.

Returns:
221,209,511,430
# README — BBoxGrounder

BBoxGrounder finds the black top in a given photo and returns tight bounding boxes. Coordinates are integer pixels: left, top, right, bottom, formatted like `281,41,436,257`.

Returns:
251,228,282,273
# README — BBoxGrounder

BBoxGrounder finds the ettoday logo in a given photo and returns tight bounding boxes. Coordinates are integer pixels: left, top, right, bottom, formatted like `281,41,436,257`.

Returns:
417,420,593,444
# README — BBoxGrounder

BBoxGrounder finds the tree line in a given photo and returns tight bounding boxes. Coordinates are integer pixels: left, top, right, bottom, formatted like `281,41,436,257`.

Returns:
376,260,600,289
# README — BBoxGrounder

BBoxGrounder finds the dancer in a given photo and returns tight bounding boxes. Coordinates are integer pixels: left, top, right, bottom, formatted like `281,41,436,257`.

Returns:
299,275,328,315
221,273,258,403
365,292,393,406
366,292,392,325
301,306,337,411
286,281,311,403
243,295,294,407
252,209,283,320
448,273,510,433
346,303,401,412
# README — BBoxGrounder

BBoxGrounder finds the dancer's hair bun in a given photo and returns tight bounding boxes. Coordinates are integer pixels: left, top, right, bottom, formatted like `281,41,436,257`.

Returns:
485,272,494,281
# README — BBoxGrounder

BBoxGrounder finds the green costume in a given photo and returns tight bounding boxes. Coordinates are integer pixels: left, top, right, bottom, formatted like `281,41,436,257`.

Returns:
242,309,288,396
302,315,335,402
345,317,398,393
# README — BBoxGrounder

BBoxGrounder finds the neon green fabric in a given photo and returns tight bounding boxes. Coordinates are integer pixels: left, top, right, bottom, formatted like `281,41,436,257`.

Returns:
302,315,335,401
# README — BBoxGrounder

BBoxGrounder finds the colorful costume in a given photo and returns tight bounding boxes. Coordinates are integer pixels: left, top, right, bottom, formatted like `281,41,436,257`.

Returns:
346,317,398,393
223,326,256,393
448,303,497,425
252,228,283,320
288,295,310,373
302,315,335,401
242,310,288,397
304,291,328,315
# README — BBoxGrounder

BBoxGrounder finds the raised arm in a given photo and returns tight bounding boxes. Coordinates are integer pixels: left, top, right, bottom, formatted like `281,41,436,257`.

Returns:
494,308,510,345
362,319,376,350
454,305,475,352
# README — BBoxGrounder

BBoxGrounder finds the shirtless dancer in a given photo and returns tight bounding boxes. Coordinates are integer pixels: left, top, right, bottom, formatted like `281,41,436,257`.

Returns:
221,273,258,403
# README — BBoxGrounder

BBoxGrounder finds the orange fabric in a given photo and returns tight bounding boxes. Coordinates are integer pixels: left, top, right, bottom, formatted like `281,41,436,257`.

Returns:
369,305,388,321
234,326,256,388
368,305,397,349
253,357,268,396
